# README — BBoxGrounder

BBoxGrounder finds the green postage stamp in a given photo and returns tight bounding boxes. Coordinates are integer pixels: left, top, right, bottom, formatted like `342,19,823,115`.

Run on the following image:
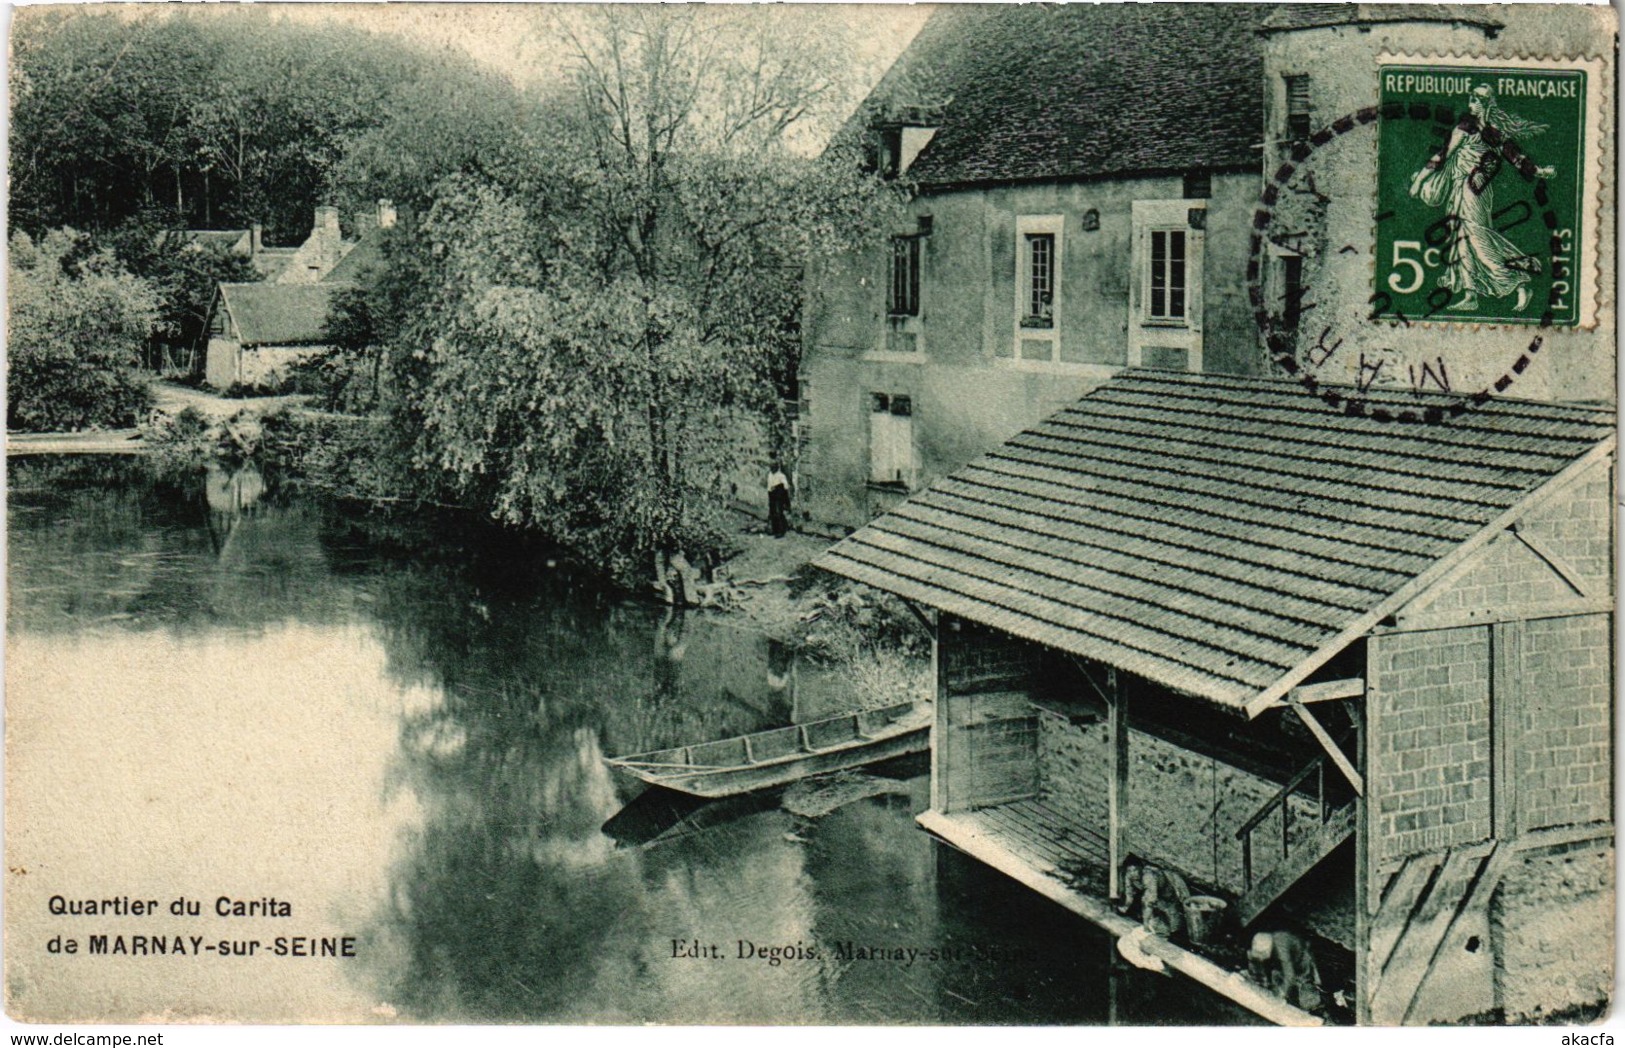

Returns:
1376,59,1598,328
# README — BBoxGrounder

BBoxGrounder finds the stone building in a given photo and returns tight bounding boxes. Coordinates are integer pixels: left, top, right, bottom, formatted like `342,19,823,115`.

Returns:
813,368,1614,1024
797,3,1614,532
202,201,394,390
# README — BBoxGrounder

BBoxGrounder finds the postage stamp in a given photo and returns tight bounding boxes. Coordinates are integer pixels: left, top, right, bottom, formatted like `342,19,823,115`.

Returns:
1374,57,1605,329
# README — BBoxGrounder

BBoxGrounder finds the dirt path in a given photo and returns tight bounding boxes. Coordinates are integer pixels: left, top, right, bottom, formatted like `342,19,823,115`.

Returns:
151,380,309,421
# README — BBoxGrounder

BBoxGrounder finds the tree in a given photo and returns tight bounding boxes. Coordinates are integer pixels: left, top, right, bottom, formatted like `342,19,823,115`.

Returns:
395,8,899,581
8,230,157,431
92,212,262,372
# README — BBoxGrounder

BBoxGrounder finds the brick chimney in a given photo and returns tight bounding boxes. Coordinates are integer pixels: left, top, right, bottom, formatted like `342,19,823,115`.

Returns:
377,199,397,230
250,222,263,255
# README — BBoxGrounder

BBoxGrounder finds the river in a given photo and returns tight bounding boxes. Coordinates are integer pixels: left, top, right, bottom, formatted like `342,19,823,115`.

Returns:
5,456,1254,1025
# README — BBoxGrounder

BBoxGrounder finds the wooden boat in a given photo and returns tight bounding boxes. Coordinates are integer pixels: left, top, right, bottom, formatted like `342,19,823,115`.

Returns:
606,701,930,798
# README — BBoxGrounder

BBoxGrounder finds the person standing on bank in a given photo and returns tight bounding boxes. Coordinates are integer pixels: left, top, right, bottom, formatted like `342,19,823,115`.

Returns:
767,462,792,538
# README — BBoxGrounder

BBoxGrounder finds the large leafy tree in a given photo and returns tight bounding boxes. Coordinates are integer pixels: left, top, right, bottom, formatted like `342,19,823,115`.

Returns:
8,230,157,431
392,7,898,581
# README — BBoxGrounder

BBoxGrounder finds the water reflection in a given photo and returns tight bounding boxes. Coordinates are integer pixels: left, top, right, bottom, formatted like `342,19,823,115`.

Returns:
6,457,1256,1025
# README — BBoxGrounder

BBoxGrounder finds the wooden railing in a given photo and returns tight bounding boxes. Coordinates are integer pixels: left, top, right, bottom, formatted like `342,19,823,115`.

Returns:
1235,751,1334,893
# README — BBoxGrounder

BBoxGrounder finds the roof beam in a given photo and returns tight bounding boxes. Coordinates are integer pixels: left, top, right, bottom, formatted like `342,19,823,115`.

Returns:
1291,702,1362,796
1287,678,1364,704
1511,525,1592,598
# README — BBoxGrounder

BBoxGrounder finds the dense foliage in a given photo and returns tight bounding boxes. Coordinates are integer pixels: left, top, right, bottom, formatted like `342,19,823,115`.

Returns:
8,230,157,431
10,9,525,243
370,8,901,581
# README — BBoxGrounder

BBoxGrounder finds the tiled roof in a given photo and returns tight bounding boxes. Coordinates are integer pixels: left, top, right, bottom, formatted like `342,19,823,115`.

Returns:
864,4,1268,187
814,370,1615,713
1259,5,1504,33
322,233,384,284
218,282,350,346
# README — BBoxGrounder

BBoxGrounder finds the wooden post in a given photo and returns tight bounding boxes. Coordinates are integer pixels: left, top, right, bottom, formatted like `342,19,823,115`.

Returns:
930,612,948,813
1490,621,1520,840
1107,667,1128,900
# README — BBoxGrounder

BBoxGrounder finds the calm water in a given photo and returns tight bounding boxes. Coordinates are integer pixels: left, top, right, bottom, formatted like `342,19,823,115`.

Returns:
5,457,1254,1025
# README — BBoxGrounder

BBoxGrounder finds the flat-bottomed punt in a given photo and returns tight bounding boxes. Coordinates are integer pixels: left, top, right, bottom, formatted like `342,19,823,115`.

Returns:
607,702,930,798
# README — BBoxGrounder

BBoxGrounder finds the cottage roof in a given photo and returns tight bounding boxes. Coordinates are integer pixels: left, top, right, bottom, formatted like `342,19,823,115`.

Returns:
859,4,1268,188
813,370,1614,714
161,229,250,253
321,232,385,284
218,282,350,346
1258,5,1504,33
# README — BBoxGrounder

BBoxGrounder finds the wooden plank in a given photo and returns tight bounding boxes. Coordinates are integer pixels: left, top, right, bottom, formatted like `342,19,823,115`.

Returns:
1288,678,1364,703
1402,843,1513,1023
1491,621,1520,839
1368,855,1442,973
917,810,1324,1028
1107,668,1128,900
1373,847,1491,1024
1291,702,1363,795
931,623,949,813
1512,527,1593,597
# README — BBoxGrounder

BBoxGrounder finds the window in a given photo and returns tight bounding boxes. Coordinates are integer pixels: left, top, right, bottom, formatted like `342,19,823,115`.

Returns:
1285,75,1312,139
1023,233,1055,328
1282,254,1304,330
1183,171,1211,199
889,235,921,317
1012,215,1064,360
868,392,915,488
1148,229,1187,320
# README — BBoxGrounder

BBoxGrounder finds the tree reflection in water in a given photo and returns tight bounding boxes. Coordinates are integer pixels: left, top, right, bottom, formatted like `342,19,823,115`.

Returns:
7,457,1259,1025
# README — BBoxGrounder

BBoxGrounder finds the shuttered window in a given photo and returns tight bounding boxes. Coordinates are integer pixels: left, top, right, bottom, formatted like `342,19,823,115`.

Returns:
1285,75,1312,139
1282,254,1304,330
868,392,916,488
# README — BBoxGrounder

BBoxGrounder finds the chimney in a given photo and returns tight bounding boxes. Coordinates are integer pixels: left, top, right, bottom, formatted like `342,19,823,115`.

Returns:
377,199,397,230
312,205,344,273
250,222,263,255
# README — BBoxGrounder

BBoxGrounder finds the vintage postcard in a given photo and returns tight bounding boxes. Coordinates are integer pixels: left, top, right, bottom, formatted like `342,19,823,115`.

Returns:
5,1,1616,1033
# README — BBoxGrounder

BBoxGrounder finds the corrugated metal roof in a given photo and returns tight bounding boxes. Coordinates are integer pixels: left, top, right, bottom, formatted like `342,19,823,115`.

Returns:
218,282,351,346
814,370,1615,713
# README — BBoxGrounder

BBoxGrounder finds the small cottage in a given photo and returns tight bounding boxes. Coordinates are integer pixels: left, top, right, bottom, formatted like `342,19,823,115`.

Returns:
814,369,1614,1025
203,282,350,391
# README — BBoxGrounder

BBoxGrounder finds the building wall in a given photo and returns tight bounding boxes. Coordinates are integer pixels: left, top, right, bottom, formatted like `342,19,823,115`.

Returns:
1260,9,1615,403
1492,841,1614,1019
205,337,242,391
1366,626,1494,878
1036,711,1323,895
1513,614,1612,833
205,339,327,392
800,172,1263,530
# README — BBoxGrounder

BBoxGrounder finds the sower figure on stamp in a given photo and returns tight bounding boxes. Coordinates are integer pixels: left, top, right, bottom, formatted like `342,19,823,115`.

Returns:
1409,84,1554,313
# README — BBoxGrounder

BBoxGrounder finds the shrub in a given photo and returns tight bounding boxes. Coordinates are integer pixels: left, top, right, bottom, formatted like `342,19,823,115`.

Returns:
8,230,155,431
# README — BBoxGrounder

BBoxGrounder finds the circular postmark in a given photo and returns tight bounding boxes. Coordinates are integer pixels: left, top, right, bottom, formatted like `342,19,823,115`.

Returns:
1248,97,1567,424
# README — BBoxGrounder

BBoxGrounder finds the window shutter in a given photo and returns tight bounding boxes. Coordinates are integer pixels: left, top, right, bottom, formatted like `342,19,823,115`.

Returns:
1285,75,1312,139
